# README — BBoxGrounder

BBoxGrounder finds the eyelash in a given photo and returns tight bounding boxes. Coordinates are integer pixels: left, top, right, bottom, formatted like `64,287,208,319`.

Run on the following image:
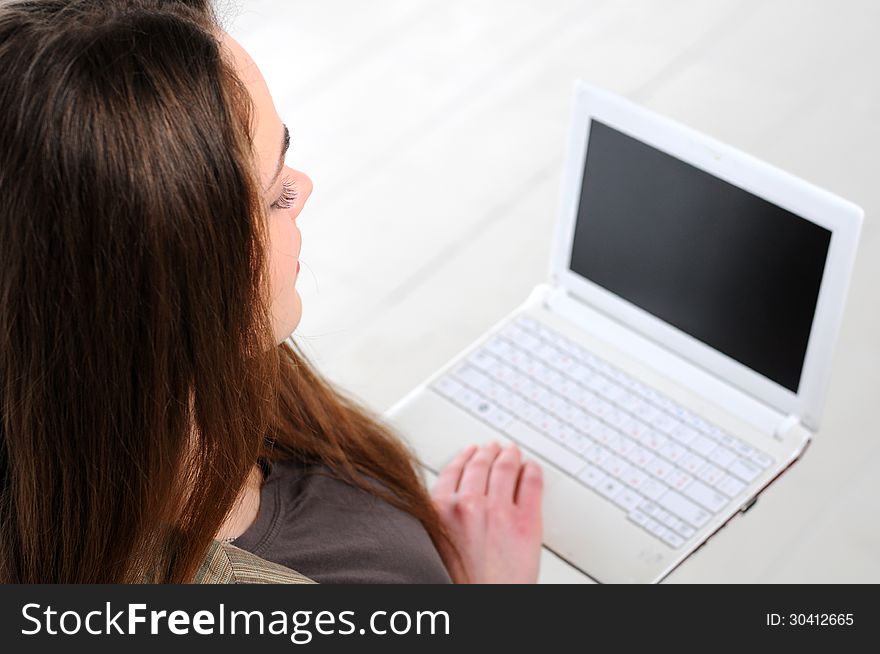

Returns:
271,177,298,210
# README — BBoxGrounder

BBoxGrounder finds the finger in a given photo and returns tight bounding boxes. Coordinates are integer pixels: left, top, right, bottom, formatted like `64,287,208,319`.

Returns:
458,441,502,495
514,460,544,514
432,444,478,498
487,444,522,502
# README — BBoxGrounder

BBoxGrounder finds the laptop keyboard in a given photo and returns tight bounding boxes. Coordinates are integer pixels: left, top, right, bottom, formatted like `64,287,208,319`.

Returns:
430,315,775,549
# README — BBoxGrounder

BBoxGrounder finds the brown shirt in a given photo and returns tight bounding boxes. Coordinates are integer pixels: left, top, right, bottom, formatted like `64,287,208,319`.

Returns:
231,458,452,584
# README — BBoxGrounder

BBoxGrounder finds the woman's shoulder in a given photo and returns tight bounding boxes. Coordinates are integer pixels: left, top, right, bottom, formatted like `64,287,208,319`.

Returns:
193,539,316,584
234,456,453,584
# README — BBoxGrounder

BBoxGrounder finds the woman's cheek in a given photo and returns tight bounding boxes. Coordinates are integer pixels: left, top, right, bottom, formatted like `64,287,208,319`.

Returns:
268,216,303,341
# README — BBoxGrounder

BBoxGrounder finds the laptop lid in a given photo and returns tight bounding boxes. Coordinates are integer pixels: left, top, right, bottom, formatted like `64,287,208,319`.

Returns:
549,82,863,431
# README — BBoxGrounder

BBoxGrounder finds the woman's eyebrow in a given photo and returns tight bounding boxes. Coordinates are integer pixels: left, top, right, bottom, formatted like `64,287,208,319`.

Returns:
265,123,290,191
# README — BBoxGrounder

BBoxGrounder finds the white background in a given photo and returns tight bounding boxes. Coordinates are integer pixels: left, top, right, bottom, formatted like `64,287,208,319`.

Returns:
227,0,880,583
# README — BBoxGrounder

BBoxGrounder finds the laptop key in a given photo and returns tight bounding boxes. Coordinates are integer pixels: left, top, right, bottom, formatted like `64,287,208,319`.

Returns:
668,517,695,540
696,462,725,486
627,510,650,528
483,336,512,358
598,454,627,478
658,439,686,463
750,451,774,469
666,469,694,492
679,451,708,474
683,480,728,513
596,478,623,501
658,511,680,531
619,465,650,491
613,489,642,512
562,430,591,455
668,424,700,447
646,519,669,541
639,479,667,501
657,527,685,549
484,406,514,431
727,458,761,483
707,446,738,469
640,430,668,452
654,491,711,529
451,386,483,412
624,444,652,467
645,456,674,482
468,350,499,373
716,474,746,499
582,443,610,466
503,419,586,476
576,463,606,489
689,434,716,457
496,390,527,414
432,376,463,400
454,365,492,392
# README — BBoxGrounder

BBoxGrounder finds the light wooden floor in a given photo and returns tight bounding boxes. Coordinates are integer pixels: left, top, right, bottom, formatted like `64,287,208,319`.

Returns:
228,0,880,583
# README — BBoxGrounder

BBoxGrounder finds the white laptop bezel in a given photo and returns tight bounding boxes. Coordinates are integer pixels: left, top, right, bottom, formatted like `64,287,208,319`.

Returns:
549,81,863,432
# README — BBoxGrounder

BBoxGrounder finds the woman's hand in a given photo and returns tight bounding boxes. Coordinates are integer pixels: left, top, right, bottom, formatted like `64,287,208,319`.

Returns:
431,441,544,583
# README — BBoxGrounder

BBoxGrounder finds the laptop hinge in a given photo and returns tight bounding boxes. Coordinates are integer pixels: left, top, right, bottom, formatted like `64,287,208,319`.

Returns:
540,284,787,436
774,414,802,441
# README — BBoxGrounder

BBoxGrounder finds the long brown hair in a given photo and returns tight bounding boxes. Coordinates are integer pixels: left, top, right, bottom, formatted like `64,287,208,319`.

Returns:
0,0,456,583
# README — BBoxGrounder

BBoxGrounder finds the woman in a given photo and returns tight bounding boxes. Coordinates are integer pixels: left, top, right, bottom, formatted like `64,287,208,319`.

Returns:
0,0,544,584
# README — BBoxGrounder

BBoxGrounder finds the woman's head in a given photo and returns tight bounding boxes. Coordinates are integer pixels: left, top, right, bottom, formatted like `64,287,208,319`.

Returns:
0,0,291,581
0,0,455,584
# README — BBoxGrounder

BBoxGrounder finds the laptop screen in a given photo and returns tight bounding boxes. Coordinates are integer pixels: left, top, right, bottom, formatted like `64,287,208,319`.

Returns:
569,119,832,393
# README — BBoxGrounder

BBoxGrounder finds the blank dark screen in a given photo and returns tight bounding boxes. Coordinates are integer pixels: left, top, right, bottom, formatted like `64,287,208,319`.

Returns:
569,120,831,392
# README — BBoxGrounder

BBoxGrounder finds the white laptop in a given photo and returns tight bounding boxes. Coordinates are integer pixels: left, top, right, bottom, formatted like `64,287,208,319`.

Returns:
385,81,863,583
